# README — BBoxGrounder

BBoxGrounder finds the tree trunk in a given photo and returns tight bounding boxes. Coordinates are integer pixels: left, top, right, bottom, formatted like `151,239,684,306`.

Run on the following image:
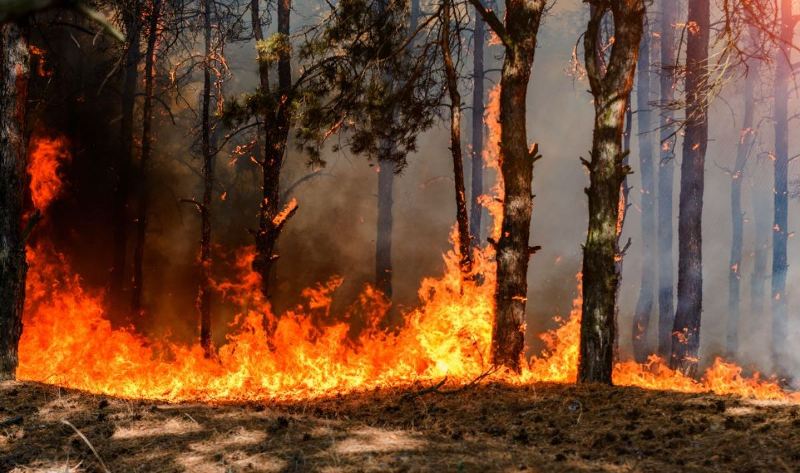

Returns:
251,0,295,301
199,0,214,356
0,24,29,380
131,0,162,316
670,0,709,376
469,0,485,249
109,3,142,316
750,163,770,318
373,0,417,301
614,102,632,362
771,0,793,375
726,55,756,357
441,0,471,276
656,0,676,358
375,160,394,298
579,0,644,384
631,19,655,363
470,0,546,372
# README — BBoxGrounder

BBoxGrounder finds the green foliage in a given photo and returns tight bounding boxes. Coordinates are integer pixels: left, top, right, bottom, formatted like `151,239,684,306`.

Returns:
294,0,444,170
256,33,291,65
226,0,445,171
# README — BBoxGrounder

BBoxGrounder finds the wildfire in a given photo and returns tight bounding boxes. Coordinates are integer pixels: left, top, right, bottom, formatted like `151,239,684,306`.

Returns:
14,118,798,405
19,241,796,403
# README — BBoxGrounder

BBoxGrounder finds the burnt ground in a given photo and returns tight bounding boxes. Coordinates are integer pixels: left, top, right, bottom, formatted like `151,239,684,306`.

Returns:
1,380,799,472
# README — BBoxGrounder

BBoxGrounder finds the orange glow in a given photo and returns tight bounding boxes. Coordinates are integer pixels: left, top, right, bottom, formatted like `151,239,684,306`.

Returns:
28,136,70,212
16,116,798,404
478,83,503,241
19,245,796,403
19,242,498,401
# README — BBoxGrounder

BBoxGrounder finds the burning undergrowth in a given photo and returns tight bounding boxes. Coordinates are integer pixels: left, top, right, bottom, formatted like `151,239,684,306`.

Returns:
15,105,800,405
17,238,800,402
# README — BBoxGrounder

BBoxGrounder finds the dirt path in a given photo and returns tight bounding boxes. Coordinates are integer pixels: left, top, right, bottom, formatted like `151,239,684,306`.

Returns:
1,380,798,472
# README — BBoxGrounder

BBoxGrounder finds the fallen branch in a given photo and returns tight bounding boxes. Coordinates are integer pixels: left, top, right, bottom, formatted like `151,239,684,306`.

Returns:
401,367,501,400
439,367,500,395
60,419,111,473
401,377,448,400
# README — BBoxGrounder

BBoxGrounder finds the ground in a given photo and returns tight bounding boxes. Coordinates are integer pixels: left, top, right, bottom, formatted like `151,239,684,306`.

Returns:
1,380,799,472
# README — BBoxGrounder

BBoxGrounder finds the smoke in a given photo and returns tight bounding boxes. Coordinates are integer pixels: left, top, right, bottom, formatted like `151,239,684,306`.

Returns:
27,1,799,382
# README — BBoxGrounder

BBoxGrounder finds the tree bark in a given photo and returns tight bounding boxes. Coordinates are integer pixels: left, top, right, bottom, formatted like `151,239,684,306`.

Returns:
579,0,644,384
631,18,655,362
199,0,214,355
771,0,793,375
750,162,770,319
109,2,142,316
670,0,709,376
0,23,29,380
131,0,162,316
373,0,416,301
441,0,471,276
726,54,756,357
375,160,394,297
469,0,485,250
251,0,295,301
471,0,546,372
656,0,676,359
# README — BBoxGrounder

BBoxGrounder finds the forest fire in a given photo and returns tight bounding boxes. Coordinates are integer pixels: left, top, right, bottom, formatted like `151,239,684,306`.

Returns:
2,0,799,470
15,135,798,403
17,239,798,402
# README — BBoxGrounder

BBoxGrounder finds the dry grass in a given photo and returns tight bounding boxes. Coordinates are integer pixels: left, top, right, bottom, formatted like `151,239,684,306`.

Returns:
1,380,799,472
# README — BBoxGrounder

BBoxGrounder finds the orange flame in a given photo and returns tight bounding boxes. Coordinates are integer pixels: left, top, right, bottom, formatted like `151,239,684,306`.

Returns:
478,83,503,240
19,243,796,403
15,118,798,403
28,136,70,212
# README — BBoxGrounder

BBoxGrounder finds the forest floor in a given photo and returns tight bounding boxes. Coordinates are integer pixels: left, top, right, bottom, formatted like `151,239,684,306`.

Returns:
1,380,799,473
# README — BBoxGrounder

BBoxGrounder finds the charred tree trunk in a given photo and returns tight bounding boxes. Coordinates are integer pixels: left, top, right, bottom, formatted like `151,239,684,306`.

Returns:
110,3,142,315
199,0,214,356
0,24,29,380
471,0,545,372
670,0,709,376
771,0,794,375
656,0,676,358
131,0,162,315
469,0,485,249
579,0,644,384
631,20,656,363
441,0,471,276
251,0,295,301
726,57,756,357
